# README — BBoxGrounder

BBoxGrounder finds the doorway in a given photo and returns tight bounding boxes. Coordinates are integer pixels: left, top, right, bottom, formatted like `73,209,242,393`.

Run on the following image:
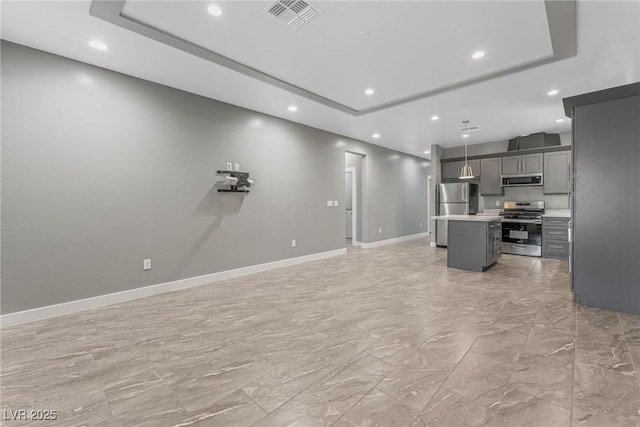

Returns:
345,151,364,246
345,167,356,245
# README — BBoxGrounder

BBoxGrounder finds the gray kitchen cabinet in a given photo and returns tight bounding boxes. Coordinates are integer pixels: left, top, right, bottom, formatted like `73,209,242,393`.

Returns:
442,162,461,180
542,217,570,260
522,153,543,173
479,157,503,195
448,219,501,272
502,156,521,174
544,151,571,194
442,159,480,180
467,159,481,177
502,153,543,174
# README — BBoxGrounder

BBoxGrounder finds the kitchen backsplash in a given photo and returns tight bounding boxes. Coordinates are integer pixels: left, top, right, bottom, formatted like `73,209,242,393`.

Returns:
481,186,570,211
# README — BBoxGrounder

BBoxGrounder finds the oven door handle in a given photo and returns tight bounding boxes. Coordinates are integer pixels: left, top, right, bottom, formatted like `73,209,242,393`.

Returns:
501,219,542,224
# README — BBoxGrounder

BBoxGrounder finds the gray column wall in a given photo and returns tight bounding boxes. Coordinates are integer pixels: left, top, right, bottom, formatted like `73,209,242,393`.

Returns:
572,94,640,315
1,42,428,313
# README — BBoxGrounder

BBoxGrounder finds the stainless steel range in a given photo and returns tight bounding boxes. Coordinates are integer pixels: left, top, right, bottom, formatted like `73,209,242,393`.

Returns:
501,201,544,257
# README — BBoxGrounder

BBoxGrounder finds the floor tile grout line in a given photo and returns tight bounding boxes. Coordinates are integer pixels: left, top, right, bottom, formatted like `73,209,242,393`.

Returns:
616,312,640,386
490,300,541,424
247,342,387,426
405,331,485,427
327,354,408,427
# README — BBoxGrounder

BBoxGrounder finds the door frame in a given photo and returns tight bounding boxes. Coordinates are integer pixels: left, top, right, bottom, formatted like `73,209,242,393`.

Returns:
427,175,431,234
345,166,359,246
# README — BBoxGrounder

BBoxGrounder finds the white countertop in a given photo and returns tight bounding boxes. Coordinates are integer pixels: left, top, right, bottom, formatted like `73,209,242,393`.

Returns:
542,210,571,218
431,215,502,222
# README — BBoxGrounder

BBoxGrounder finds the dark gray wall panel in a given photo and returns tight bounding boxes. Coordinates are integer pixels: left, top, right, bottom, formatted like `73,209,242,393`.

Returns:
1,42,428,313
573,94,640,314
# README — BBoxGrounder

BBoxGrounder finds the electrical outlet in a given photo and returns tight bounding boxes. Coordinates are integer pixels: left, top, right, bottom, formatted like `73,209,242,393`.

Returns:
420,222,423,228
234,163,240,171
327,200,333,207
495,200,501,207
143,259,151,270
378,228,382,234
226,162,232,171
291,239,296,248
333,200,339,207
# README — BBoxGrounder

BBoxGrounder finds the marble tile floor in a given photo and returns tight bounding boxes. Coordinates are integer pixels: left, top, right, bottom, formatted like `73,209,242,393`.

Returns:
1,238,639,426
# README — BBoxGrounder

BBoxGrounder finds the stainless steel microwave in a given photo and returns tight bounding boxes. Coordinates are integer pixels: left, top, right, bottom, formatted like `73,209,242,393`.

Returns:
501,173,543,187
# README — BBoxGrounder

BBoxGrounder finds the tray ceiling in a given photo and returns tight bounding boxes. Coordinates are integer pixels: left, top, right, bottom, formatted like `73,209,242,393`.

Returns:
2,1,639,156
115,0,554,113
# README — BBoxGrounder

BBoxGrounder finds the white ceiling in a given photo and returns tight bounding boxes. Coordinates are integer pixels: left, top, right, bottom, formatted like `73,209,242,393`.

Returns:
2,1,639,159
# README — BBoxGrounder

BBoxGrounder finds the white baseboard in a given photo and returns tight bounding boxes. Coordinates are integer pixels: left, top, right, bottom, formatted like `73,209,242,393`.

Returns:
1,248,347,328
430,241,437,247
360,232,429,249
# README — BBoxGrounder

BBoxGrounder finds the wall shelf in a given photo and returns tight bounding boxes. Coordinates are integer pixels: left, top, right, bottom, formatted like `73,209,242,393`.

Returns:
216,170,253,193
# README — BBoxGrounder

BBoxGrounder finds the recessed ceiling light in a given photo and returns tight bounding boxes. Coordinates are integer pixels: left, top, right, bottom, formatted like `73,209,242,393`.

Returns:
431,115,439,121
462,134,470,138
364,88,375,96
287,105,298,112
424,150,430,154
472,50,485,59
556,118,565,123
356,32,371,41
372,133,380,138
89,40,108,50
547,89,559,96
208,4,222,16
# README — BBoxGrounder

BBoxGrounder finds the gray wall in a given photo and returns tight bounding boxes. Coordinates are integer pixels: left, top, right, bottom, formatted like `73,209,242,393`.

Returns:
1,42,428,313
572,93,640,315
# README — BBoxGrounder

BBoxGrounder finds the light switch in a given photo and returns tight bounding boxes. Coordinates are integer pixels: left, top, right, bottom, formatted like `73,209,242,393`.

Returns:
333,200,339,207
327,200,333,207
226,162,232,171
234,163,240,171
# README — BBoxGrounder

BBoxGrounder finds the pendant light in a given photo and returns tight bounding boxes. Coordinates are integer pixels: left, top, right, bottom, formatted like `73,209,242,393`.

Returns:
459,120,474,179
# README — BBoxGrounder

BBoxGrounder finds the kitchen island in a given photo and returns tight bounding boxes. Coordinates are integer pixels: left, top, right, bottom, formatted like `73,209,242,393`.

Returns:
431,215,502,272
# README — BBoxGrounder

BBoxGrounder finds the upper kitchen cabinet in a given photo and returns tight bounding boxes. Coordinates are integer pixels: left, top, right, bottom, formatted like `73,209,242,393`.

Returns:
543,151,571,194
479,157,503,195
442,160,480,180
502,153,543,174
442,161,461,180
502,156,521,175
522,153,543,173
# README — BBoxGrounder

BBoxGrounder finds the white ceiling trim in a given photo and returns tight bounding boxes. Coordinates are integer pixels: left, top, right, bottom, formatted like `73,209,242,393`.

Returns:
89,0,576,116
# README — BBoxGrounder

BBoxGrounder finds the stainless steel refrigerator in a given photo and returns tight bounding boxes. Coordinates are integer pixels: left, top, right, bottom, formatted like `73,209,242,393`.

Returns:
436,182,479,247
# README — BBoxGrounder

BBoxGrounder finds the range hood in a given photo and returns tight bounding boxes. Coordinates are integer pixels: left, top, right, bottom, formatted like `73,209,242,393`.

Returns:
508,133,561,151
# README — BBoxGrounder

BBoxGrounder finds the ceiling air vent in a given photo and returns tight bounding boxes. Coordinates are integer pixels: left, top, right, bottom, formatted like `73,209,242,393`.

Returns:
265,0,321,30
459,125,480,132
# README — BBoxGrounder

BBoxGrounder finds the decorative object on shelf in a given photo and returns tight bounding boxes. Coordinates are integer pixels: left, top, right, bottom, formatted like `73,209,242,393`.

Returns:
216,170,254,193
459,120,474,179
